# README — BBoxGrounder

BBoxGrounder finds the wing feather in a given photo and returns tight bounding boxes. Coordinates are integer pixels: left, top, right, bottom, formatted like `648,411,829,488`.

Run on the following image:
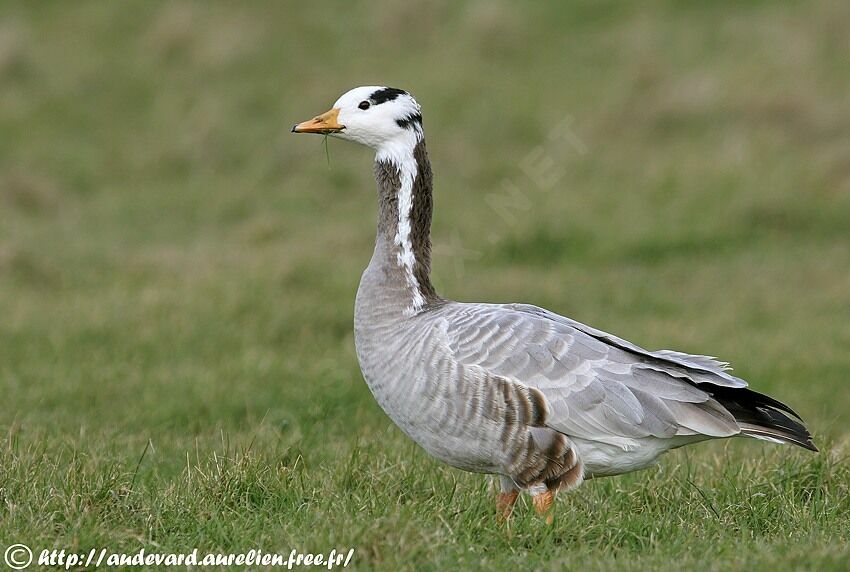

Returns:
441,303,743,447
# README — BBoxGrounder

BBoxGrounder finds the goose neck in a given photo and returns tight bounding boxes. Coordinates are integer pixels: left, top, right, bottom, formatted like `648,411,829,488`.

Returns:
371,138,438,315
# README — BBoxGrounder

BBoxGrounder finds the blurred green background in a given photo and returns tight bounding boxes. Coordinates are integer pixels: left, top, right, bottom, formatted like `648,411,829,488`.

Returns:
1,1,848,570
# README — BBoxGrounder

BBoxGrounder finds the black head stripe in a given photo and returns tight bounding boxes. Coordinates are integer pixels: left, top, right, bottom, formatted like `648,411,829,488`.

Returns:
396,113,423,130
370,87,408,105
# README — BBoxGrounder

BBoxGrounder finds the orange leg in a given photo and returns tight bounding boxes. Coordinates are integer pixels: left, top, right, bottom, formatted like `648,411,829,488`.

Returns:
531,489,555,525
496,490,519,521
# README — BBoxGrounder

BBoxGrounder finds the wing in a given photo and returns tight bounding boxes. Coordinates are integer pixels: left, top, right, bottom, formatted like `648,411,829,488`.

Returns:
440,302,744,449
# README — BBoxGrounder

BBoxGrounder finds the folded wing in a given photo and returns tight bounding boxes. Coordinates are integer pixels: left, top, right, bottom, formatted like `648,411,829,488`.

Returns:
441,302,815,451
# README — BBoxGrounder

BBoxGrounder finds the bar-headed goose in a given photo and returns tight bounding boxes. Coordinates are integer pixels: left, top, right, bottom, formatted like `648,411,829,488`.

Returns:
292,86,817,522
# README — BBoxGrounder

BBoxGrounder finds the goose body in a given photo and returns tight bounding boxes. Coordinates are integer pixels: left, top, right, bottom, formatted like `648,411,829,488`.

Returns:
293,86,816,518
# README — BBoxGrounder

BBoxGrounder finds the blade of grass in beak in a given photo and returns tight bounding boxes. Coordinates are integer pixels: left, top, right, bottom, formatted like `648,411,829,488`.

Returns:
322,134,331,168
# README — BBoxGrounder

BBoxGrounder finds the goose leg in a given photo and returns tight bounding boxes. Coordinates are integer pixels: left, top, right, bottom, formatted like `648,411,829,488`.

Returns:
529,483,555,525
495,476,519,521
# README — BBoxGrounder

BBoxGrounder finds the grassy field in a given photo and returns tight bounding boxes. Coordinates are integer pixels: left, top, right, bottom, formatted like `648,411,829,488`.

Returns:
2,1,849,570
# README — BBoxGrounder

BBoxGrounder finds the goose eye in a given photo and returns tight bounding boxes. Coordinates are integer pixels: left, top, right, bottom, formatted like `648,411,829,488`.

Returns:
358,100,371,110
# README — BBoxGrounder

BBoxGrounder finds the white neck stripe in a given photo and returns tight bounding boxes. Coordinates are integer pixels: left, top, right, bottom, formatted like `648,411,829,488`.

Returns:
376,127,425,316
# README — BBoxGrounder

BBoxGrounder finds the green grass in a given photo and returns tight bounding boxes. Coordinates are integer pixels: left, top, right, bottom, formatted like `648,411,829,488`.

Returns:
1,1,849,569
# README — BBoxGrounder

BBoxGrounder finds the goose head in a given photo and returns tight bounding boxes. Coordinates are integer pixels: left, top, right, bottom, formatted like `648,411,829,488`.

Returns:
292,86,423,158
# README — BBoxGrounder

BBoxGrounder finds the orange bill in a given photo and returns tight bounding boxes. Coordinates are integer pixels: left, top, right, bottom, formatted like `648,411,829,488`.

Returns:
291,108,344,134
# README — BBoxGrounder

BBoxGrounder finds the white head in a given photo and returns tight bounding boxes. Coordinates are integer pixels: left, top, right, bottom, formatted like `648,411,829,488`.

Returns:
292,86,423,160
294,86,429,315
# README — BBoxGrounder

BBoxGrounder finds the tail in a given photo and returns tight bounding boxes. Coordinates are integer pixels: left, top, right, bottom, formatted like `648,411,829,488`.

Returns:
708,386,818,452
